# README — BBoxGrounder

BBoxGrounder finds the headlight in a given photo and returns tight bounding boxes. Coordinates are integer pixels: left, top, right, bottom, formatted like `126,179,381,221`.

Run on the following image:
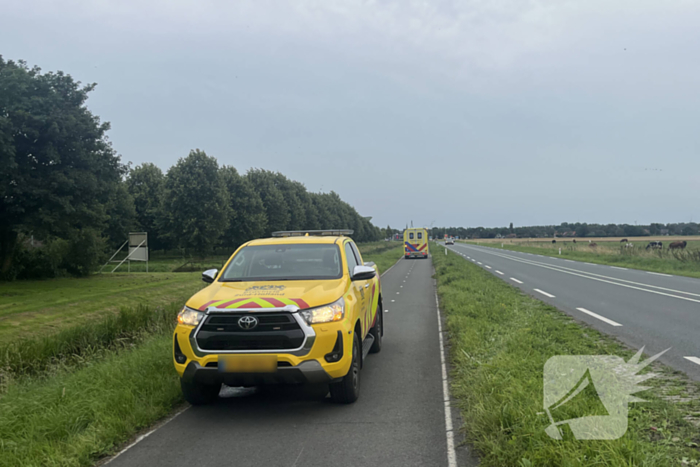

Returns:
177,307,205,326
300,297,345,325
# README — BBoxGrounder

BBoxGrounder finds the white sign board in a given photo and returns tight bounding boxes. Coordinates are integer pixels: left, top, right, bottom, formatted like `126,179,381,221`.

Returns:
128,247,149,261
128,232,148,262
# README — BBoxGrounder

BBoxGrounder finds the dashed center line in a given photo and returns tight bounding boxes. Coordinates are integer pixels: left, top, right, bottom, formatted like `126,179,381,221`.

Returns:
477,262,483,265
510,278,523,284
684,357,700,366
484,265,492,269
647,272,672,277
495,270,504,275
576,307,623,327
534,289,555,298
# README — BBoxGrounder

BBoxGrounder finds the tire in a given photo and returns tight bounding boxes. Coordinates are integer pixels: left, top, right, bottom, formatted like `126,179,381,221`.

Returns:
181,379,221,405
369,304,382,354
329,332,361,404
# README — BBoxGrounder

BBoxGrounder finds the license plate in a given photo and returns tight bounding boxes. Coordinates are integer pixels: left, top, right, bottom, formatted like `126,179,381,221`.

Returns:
217,355,277,373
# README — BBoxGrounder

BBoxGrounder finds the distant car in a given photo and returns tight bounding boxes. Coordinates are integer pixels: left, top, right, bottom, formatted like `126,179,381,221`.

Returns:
445,238,455,245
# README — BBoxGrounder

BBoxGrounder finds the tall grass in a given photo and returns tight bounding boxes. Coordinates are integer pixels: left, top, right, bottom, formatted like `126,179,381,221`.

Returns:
0,334,182,467
432,243,700,466
0,302,180,385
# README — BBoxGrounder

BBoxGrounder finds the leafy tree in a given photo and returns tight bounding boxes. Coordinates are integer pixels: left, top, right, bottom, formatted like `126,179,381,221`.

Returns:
269,173,307,230
247,169,290,234
160,150,230,255
0,57,124,277
126,163,167,249
220,166,267,248
104,181,138,248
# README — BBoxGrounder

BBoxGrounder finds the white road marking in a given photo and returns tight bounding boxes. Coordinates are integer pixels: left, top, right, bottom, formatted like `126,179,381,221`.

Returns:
477,262,483,265
576,307,623,327
396,292,400,294
471,259,476,262
565,260,574,262
459,245,700,304
495,270,504,275
610,266,628,270
510,278,523,284
584,262,595,265
391,299,395,302
534,288,555,298
400,285,403,288
103,406,190,465
684,357,700,366
485,265,492,269
384,309,389,312
647,272,672,277
434,287,458,467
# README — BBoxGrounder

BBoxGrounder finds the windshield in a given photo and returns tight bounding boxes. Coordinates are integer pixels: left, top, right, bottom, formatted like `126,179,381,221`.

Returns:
220,244,342,281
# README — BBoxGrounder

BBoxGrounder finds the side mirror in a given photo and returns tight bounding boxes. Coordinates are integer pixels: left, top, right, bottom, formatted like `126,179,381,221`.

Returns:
351,265,376,281
202,269,218,284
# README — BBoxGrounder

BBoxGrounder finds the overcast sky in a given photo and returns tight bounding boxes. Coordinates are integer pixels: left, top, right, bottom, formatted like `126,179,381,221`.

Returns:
2,0,699,229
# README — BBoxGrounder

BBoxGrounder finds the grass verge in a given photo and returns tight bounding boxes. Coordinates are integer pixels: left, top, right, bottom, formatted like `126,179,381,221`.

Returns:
462,241,700,279
432,243,700,466
358,241,405,274
0,302,182,383
0,333,181,467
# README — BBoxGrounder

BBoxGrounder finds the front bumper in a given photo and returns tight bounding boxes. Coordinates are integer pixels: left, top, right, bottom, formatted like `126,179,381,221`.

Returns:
174,305,354,383
182,360,335,386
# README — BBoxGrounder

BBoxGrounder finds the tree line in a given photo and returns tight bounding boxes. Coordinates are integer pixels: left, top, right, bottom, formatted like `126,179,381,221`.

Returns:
430,222,700,240
0,57,381,280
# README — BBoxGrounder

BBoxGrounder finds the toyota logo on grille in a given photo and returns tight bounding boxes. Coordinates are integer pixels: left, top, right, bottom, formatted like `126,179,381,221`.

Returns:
238,315,258,330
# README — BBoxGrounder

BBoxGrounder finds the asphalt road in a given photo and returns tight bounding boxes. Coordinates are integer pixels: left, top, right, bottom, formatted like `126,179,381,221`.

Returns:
443,242,700,381
107,256,472,467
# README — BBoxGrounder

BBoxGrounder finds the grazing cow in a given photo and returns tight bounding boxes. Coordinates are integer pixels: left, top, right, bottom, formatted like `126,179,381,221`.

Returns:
552,239,556,243
620,238,628,243
573,239,576,243
589,243,597,248
669,241,687,249
646,241,663,250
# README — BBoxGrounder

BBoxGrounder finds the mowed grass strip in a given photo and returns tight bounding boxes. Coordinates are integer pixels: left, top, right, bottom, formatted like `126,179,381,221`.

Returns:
462,240,700,279
0,242,405,466
432,244,700,466
0,272,203,342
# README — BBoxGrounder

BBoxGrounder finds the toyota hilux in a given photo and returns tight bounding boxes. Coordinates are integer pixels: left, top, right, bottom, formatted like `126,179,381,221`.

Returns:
173,230,383,405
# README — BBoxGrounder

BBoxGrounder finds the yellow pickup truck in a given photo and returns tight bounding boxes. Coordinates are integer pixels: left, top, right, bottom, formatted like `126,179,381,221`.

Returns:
173,230,383,405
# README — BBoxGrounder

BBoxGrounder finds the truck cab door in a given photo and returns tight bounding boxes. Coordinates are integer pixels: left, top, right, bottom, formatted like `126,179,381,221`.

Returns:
345,242,368,336
350,242,373,333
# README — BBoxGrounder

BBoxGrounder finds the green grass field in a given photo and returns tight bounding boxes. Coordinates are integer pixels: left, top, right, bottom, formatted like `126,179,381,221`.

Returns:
432,243,700,466
0,241,405,467
0,273,203,343
462,239,700,278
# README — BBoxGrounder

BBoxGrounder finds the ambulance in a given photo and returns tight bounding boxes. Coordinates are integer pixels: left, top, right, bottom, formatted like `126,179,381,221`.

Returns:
403,228,429,259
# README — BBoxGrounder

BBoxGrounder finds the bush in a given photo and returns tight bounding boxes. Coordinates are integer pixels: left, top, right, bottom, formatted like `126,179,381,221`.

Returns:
3,230,106,280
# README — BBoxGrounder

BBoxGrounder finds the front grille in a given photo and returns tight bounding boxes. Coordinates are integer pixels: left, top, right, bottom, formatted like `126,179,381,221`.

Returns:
195,313,305,351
